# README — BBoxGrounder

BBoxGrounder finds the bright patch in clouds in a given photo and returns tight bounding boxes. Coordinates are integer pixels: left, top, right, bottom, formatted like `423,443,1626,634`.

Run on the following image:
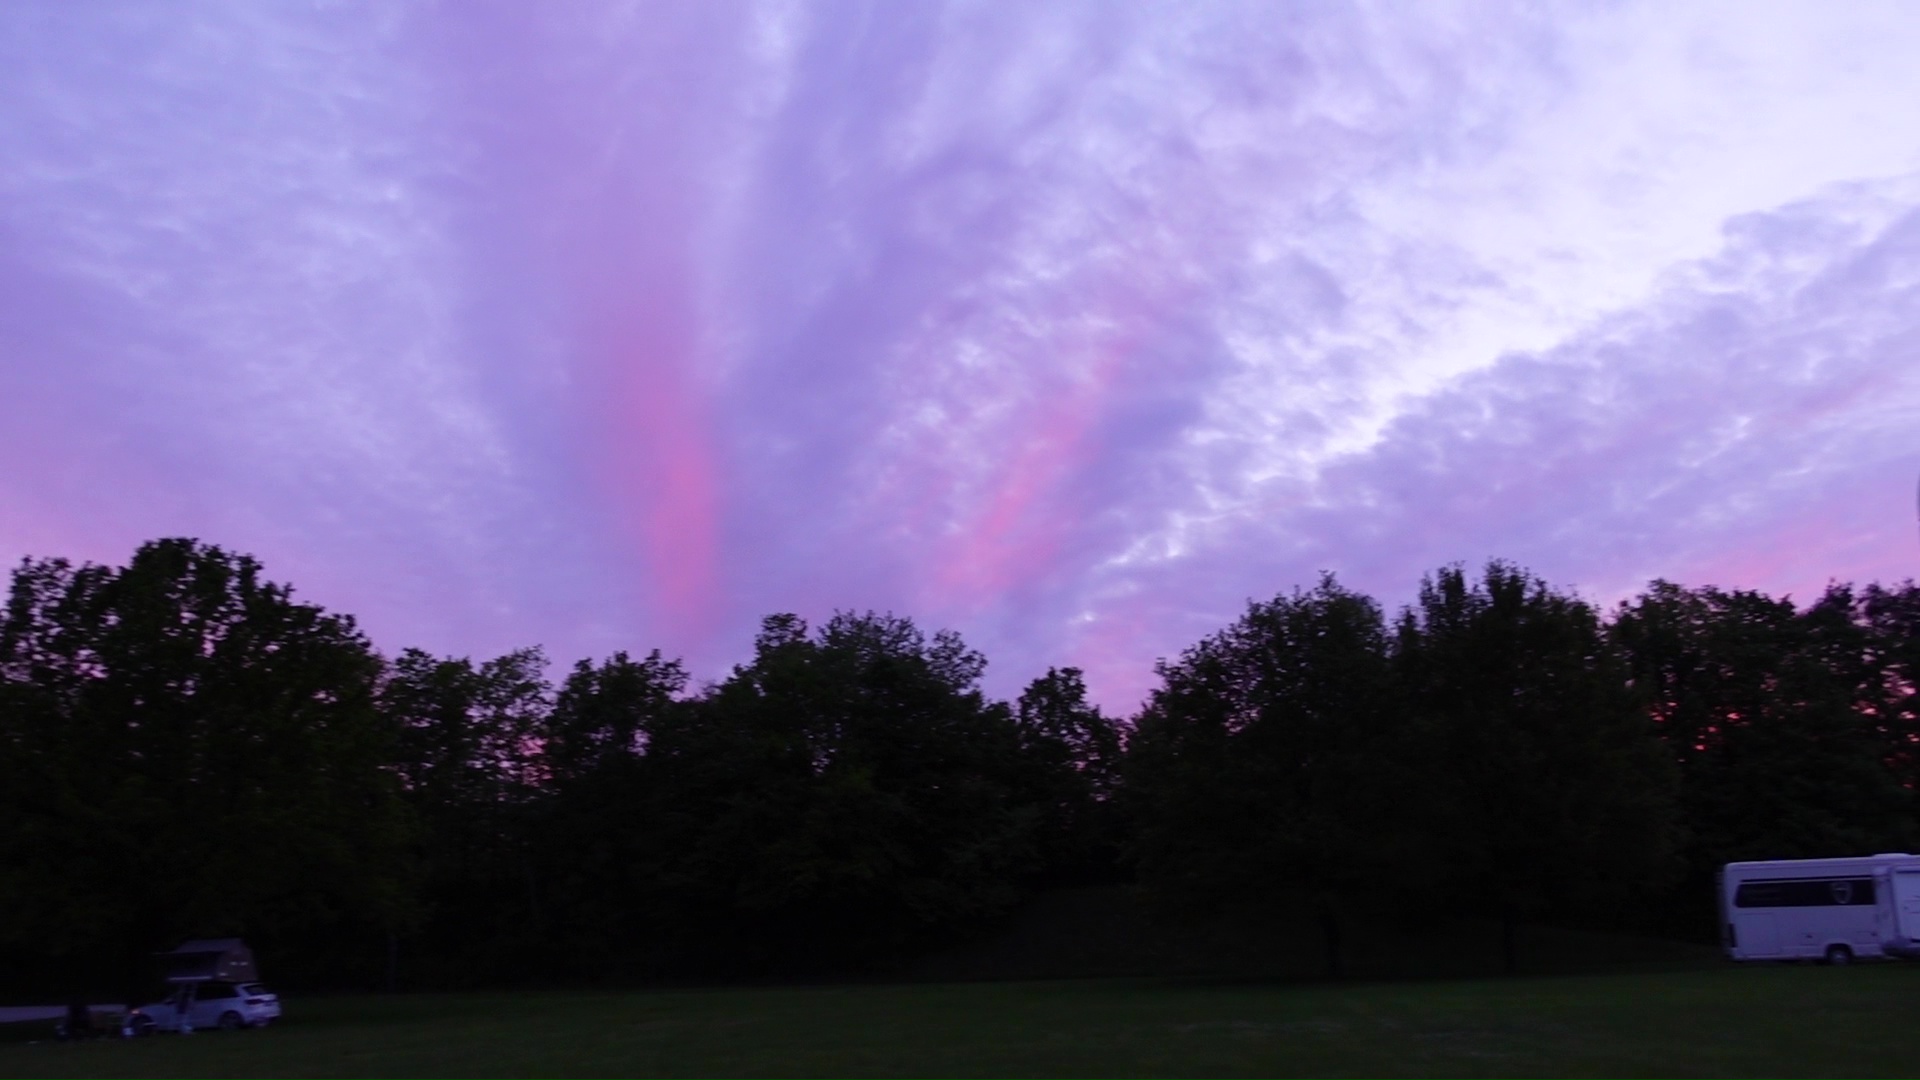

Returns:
2,0,1916,712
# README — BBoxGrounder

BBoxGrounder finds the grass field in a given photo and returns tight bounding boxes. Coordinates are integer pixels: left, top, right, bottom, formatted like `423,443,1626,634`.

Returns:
4,963,1919,1078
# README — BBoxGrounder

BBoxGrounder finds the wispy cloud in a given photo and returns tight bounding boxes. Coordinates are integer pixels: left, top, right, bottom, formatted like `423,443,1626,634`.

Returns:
2,0,1916,710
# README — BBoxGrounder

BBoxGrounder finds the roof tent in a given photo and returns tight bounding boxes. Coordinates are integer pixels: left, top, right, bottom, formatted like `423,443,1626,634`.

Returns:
156,938,258,983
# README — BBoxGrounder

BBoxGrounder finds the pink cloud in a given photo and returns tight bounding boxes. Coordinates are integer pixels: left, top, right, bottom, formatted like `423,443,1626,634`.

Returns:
929,330,1125,611
590,304,722,642
4,1,1919,717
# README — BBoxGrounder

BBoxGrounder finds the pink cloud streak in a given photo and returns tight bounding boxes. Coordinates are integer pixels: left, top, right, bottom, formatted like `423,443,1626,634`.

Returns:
3,1,1917,715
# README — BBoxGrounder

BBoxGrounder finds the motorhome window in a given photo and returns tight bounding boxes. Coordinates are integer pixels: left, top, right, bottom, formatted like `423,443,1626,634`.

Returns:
1733,877,1876,907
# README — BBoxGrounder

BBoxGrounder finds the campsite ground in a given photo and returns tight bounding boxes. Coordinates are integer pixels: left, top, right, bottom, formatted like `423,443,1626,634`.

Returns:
3,962,1917,1078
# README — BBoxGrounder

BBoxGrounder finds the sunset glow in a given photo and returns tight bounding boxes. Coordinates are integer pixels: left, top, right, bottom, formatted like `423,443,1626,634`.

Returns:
3,1,1917,711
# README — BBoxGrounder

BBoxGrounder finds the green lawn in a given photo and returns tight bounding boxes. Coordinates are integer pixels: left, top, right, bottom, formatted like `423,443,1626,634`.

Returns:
4,963,1918,1078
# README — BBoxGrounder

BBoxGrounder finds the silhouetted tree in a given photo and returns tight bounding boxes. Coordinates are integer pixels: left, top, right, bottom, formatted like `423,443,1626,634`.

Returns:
533,650,688,974
1858,580,1920,826
631,612,1034,973
0,540,415,989
380,646,549,981
542,650,684,785
1128,575,1404,978
1012,667,1126,885
1613,580,1917,936
1399,562,1681,971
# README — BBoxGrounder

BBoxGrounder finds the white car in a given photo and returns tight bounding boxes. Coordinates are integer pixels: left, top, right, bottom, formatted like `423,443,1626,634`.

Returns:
138,980,281,1031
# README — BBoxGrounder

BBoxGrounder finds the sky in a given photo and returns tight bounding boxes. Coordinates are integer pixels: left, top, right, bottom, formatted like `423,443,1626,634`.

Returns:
2,0,1918,713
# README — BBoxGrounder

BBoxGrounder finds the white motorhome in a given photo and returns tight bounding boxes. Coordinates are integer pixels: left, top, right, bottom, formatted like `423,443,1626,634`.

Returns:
1875,859,1920,960
1721,854,1920,963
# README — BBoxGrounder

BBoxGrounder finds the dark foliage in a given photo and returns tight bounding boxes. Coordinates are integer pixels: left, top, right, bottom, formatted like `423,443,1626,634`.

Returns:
378,645,548,984
0,540,413,995
1012,666,1127,886
1127,575,1405,977
1612,580,1920,937
6,538,1920,992
621,612,1037,974
1395,563,1681,970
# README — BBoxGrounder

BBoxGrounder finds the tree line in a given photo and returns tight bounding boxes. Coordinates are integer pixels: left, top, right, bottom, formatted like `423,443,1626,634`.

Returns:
2,539,1916,992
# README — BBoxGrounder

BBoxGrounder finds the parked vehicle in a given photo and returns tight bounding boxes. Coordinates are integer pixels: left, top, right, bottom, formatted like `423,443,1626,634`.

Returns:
1720,853,1920,963
138,981,282,1031
1874,860,1920,959
158,939,259,984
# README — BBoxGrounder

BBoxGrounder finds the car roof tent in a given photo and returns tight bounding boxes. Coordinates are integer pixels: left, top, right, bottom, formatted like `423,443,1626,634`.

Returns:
157,938,258,984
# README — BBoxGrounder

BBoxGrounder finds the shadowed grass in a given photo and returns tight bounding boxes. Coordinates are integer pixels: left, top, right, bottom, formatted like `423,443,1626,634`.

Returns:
4,963,1918,1078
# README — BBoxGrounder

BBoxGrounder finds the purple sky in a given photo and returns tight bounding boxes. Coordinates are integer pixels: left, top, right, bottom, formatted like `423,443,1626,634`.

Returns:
4,1,1918,713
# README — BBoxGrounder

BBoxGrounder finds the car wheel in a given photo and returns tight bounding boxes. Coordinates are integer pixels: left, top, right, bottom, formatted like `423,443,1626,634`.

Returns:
1824,944,1854,966
217,1011,245,1031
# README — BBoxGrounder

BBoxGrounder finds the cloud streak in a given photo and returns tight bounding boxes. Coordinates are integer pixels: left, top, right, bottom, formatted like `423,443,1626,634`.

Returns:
2,0,1917,711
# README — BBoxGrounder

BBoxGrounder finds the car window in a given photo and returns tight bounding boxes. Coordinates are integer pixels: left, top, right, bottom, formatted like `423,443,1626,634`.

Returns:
202,983,234,999
239,984,267,995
